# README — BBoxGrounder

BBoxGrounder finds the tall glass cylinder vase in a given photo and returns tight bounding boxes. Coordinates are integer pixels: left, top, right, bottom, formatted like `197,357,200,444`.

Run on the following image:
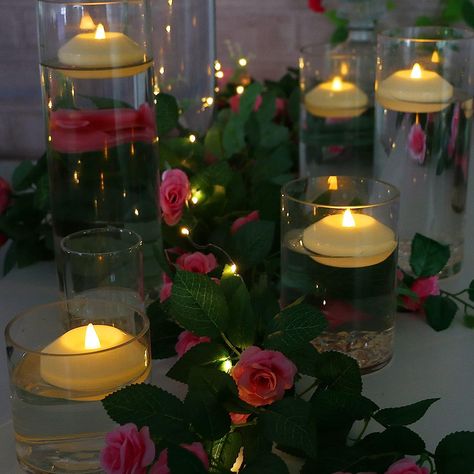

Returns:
374,27,474,276
150,0,216,134
37,0,162,299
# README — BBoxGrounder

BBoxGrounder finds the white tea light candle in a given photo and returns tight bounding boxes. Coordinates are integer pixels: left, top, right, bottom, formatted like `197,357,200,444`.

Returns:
304,76,368,118
303,209,396,268
376,63,453,113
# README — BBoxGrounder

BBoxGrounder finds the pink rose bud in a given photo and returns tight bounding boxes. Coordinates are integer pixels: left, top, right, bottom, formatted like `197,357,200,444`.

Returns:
175,251,218,274
100,423,155,474
231,346,297,407
0,177,11,214
230,210,260,235
407,122,427,164
175,330,211,358
403,276,440,312
150,442,209,474
159,169,191,226
229,94,263,114
230,413,250,425
159,273,173,303
385,458,429,474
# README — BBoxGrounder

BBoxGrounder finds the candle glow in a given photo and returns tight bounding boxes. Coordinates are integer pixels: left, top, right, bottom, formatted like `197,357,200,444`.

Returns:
342,209,355,228
85,323,101,350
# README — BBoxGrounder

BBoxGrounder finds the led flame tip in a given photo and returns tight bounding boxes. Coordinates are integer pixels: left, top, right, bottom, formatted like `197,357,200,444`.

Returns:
85,323,101,350
342,209,356,228
410,63,422,79
327,176,338,191
332,76,343,91
95,23,106,40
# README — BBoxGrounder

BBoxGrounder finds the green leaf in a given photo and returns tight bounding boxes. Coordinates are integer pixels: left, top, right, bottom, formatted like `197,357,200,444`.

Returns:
223,115,246,158
435,431,474,474
102,384,193,443
258,123,289,150
424,295,457,331
373,398,439,427
410,233,450,277
33,174,50,212
167,445,208,474
79,94,133,109
155,93,180,137
241,453,289,474
263,303,327,352
147,301,182,359
282,343,320,377
463,314,474,329
166,342,229,383
231,220,275,268
331,24,349,44
462,1,474,28
360,426,426,456
238,82,263,122
12,161,34,191
240,423,273,463
169,270,229,337
204,123,224,161
255,91,277,124
260,398,318,459
415,15,434,26
220,275,256,348
468,280,474,301
208,431,242,472
314,351,362,394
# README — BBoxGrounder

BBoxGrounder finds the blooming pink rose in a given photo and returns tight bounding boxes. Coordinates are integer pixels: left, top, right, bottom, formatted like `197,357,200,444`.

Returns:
150,442,209,474
230,210,260,235
50,104,156,154
159,169,191,226
407,122,427,164
448,104,460,158
231,346,297,407
176,251,218,274
100,423,155,474
402,276,440,312
308,0,325,12
322,300,369,330
159,273,173,303
0,177,11,214
175,330,211,357
230,413,250,425
385,459,429,474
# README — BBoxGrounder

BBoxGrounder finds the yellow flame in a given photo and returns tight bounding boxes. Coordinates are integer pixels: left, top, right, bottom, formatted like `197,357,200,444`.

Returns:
342,209,356,228
410,63,422,79
80,12,95,30
340,62,349,76
85,323,101,350
95,23,106,40
431,50,440,63
327,176,338,191
331,76,343,91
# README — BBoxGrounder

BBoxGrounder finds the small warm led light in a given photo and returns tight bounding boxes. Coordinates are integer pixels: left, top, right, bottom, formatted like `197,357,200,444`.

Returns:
236,85,245,95
189,134,196,143
134,208,139,216
180,227,190,236
95,23,106,40
47,99,53,110
85,323,101,350
215,71,224,79
342,209,356,228
191,189,203,204
165,25,171,33
214,60,222,71
168,0,173,6
230,264,237,274
331,76,343,91
327,176,338,191
238,57,248,67
431,50,440,63
222,359,233,373
159,66,165,75
410,63,422,79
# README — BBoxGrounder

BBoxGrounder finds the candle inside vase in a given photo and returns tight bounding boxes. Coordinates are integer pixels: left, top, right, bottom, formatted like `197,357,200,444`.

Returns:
40,323,148,392
302,208,396,268
304,76,368,118
376,62,453,113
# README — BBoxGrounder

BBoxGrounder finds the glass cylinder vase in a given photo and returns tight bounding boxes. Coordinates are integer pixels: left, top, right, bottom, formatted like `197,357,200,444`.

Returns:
37,0,162,299
281,176,399,373
150,0,216,134
374,27,474,276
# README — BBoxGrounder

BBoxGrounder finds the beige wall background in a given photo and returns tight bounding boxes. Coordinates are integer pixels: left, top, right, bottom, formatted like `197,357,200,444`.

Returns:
0,0,440,160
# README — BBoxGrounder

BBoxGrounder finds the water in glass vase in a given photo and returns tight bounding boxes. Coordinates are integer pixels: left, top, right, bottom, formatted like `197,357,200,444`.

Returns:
41,62,162,298
11,352,150,473
281,230,397,373
374,91,472,276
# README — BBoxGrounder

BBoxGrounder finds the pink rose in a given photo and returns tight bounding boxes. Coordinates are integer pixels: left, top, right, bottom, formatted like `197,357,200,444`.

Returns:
402,276,440,312
407,122,426,164
231,346,297,407
322,300,369,330
308,0,325,12
159,169,191,226
159,273,173,303
230,413,250,425
150,442,209,474
100,423,155,474
176,251,217,274
230,210,260,235
175,330,211,357
385,458,429,474
0,177,11,214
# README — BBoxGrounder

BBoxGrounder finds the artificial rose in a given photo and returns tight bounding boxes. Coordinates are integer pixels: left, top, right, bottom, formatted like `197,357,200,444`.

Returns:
232,346,297,407
50,104,156,154
229,95,286,117
407,122,426,164
402,276,440,312
176,251,218,274
230,210,260,235
230,413,250,425
308,0,325,12
175,330,211,358
385,458,429,474
0,177,11,214
100,423,155,474
322,300,369,330
150,442,209,474
159,169,191,226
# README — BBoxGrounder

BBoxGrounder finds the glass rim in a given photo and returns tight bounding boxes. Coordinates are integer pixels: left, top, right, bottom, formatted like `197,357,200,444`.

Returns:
281,176,400,209
60,227,142,257
378,26,474,43
300,42,358,59
37,0,144,5
4,298,150,357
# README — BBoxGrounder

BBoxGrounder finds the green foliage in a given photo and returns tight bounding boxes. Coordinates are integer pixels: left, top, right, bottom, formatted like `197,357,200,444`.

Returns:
373,398,439,427
435,431,474,474
424,295,458,331
155,93,180,137
410,233,450,277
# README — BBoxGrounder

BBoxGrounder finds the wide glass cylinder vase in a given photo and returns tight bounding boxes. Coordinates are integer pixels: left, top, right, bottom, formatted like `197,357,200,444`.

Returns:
37,0,162,298
150,0,216,134
374,27,474,276
281,176,399,373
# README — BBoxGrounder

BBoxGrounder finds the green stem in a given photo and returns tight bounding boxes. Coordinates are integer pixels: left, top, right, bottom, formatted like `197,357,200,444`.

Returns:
220,332,241,357
441,290,474,312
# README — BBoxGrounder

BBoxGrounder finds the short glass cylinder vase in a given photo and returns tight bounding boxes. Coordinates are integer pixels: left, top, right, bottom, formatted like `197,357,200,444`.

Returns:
299,43,374,178
5,299,151,473
374,27,474,276
150,0,216,134
37,0,162,298
281,176,399,373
